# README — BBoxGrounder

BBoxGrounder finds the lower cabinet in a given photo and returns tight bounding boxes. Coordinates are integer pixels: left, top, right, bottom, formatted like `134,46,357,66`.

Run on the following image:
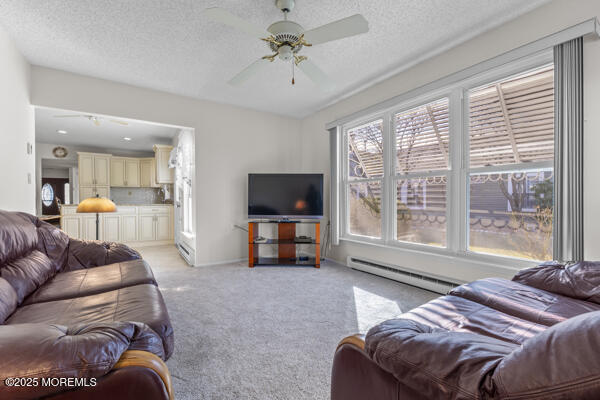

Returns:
61,205,172,243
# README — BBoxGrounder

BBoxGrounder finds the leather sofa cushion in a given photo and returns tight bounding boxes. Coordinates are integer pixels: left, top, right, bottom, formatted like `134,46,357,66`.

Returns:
6,284,174,360
402,295,547,344
492,311,600,398
31,215,70,273
513,261,600,304
449,278,600,326
366,318,518,400
66,240,141,271
0,278,17,323
23,260,157,305
0,212,38,265
1,250,56,304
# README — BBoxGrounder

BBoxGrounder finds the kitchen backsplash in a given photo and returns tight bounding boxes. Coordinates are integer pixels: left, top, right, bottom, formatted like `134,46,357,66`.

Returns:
111,186,173,205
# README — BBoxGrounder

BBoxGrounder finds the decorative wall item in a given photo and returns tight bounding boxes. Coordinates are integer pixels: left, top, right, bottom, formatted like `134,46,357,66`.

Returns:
52,146,68,158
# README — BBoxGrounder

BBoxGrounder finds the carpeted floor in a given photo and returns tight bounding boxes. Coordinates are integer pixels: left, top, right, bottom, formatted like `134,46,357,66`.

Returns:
135,245,438,400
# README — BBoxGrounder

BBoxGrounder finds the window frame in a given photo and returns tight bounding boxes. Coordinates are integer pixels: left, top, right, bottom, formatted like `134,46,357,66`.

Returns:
339,49,554,266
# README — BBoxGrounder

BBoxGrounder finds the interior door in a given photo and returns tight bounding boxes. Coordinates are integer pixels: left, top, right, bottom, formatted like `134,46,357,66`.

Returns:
41,178,68,215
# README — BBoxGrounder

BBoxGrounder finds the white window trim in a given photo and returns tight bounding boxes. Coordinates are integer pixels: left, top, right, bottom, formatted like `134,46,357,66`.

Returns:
339,49,554,270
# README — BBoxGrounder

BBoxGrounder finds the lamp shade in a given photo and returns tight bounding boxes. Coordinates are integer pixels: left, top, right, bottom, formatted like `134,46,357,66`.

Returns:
76,197,117,213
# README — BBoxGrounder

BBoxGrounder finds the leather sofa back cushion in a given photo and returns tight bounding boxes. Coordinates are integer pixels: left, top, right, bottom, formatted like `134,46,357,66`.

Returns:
0,278,17,323
1,250,56,304
513,261,600,304
493,311,600,398
0,212,38,265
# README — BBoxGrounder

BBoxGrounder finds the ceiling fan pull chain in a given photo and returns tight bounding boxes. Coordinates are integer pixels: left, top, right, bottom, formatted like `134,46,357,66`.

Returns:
292,61,295,85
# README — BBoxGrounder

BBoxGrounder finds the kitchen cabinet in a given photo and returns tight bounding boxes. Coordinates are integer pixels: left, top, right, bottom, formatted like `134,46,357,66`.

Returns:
78,152,111,202
111,157,140,187
153,144,174,184
140,158,159,188
61,205,173,244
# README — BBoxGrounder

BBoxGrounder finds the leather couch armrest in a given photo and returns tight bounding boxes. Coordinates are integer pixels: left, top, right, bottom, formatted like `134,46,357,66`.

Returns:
0,322,164,399
512,261,600,303
114,350,173,400
492,311,600,398
65,239,141,271
365,319,517,399
335,334,365,352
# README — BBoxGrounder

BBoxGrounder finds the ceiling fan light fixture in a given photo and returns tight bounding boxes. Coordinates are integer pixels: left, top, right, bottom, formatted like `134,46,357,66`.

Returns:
278,45,293,61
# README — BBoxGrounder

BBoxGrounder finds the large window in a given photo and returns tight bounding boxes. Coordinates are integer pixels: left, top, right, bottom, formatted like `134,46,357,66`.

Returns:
467,66,554,260
346,119,383,238
341,58,554,262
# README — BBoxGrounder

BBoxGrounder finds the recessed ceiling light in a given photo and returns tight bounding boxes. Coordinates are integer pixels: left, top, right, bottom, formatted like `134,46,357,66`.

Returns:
57,130,67,134
123,137,132,141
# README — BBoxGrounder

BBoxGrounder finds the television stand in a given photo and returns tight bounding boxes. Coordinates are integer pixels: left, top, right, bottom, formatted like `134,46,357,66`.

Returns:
248,220,320,268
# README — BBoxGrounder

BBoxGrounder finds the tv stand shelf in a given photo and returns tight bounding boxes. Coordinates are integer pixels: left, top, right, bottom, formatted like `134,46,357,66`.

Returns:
248,220,320,268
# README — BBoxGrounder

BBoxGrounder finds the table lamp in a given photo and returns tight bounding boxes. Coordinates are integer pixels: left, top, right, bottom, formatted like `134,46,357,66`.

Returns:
76,195,117,240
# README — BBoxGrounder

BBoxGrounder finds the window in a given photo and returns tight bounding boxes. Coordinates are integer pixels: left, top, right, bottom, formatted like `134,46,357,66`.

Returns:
346,119,383,238
467,66,554,260
41,183,54,207
394,98,449,247
341,57,554,262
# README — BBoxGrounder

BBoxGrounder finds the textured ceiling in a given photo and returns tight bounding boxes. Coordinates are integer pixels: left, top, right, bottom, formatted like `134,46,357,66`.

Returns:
36,107,178,151
0,0,549,117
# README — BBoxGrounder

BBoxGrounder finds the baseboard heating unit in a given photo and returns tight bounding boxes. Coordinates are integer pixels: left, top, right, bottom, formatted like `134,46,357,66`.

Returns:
347,257,462,294
177,241,195,266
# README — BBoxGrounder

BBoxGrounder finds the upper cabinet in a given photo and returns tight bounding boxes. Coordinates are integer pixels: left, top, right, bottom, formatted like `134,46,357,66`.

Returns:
140,158,159,188
153,144,174,184
78,152,111,202
111,157,140,187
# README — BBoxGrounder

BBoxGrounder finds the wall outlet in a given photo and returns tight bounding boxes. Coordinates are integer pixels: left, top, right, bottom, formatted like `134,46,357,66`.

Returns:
26,142,33,155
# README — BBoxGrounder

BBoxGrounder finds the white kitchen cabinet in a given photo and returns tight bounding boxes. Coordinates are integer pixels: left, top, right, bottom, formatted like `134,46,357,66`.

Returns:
94,155,111,186
138,215,156,241
156,214,171,241
62,217,80,238
79,154,95,186
103,214,120,242
122,215,138,242
110,158,125,186
61,205,172,244
140,158,159,188
82,216,100,240
111,157,140,187
153,144,174,184
78,152,111,202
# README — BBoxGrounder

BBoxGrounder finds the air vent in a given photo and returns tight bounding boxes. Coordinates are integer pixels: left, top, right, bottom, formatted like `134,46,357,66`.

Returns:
348,257,461,295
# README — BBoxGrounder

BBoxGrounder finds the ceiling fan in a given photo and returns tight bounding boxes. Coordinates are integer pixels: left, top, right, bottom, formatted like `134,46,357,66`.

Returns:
204,0,369,89
53,114,129,126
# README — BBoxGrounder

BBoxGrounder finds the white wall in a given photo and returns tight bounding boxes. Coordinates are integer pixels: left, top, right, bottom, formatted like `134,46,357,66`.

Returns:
31,68,302,265
298,0,600,281
0,25,34,213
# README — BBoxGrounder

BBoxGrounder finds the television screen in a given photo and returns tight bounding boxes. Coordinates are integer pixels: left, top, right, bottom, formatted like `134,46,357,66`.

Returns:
248,173,323,219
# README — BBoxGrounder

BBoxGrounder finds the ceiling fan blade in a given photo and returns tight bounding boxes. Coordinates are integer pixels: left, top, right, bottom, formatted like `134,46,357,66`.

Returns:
53,115,84,118
204,7,268,38
228,58,270,87
303,14,368,45
297,59,335,90
110,119,129,126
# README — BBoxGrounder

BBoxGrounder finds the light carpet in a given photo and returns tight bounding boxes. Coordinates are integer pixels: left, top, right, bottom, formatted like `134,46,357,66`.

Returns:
135,245,438,400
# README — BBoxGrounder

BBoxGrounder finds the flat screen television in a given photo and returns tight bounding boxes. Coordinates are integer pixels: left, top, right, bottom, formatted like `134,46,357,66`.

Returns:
248,173,323,219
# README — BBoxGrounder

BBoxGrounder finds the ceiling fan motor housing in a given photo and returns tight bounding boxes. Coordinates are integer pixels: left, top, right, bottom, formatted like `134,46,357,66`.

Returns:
276,0,295,13
267,20,304,53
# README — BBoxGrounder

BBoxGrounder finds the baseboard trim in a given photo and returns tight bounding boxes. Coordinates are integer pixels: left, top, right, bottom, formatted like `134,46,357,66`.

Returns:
127,240,174,248
194,258,247,267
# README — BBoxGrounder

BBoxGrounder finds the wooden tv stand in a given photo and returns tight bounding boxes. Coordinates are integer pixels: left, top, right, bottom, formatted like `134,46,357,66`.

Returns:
248,220,320,268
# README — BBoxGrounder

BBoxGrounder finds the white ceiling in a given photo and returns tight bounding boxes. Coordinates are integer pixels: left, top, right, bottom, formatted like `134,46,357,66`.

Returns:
36,107,179,152
0,0,549,118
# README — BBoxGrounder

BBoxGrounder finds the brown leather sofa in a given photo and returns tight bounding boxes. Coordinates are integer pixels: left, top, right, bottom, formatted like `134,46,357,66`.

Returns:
0,211,175,399
332,261,600,399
